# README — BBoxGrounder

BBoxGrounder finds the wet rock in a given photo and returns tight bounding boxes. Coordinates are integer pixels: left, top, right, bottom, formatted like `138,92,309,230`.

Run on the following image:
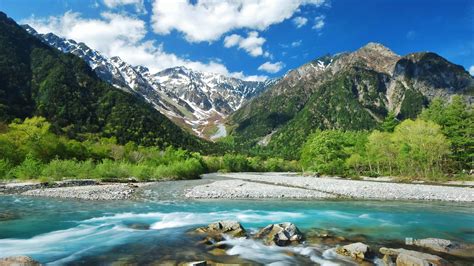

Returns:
127,223,150,230
255,222,303,246
412,238,474,258
0,256,41,266
335,242,371,260
180,261,207,266
305,229,346,245
193,221,246,248
380,248,451,266
0,211,19,221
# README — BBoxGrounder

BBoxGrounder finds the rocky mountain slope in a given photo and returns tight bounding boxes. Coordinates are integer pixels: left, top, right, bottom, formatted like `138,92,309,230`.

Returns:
0,12,203,150
229,42,473,158
22,25,273,138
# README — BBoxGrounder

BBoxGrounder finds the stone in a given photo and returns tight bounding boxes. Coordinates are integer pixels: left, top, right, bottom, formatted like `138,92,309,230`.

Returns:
412,238,474,258
396,250,451,266
181,261,207,266
255,222,303,246
0,256,41,266
207,221,246,237
379,248,451,266
127,223,150,230
193,221,246,248
335,242,371,260
0,211,19,221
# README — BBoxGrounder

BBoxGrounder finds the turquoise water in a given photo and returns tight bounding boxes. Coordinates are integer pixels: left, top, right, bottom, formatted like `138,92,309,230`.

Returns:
0,195,473,265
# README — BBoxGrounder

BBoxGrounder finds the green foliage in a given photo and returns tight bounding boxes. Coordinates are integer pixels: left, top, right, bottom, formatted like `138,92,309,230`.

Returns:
41,159,94,180
9,155,43,180
301,119,454,180
379,112,399,132
420,96,473,170
301,130,368,175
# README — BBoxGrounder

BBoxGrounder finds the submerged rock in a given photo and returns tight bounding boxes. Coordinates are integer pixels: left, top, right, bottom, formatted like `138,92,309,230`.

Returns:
255,222,303,246
335,242,371,260
127,223,150,230
305,229,347,245
412,238,474,258
0,256,41,266
0,211,20,221
380,247,451,266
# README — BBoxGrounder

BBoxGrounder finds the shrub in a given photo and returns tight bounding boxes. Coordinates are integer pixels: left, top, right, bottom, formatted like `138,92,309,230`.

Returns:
10,156,44,180
41,159,95,180
0,159,13,179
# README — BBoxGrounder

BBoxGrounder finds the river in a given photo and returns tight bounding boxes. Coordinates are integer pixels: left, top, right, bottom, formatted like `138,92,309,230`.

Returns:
0,178,473,265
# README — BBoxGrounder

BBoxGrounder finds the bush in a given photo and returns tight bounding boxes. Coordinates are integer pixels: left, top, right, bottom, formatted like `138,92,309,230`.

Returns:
41,159,95,180
10,156,44,180
0,159,13,179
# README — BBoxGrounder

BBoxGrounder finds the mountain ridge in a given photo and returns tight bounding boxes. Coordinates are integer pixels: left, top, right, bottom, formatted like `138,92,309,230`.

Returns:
0,12,203,150
228,42,473,158
22,24,274,139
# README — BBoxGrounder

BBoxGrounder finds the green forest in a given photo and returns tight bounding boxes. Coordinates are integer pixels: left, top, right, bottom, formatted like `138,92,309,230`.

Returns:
0,96,472,182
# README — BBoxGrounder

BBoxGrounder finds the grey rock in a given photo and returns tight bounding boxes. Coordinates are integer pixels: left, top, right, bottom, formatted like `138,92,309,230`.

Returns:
335,242,371,260
255,222,303,246
412,238,474,258
380,248,451,266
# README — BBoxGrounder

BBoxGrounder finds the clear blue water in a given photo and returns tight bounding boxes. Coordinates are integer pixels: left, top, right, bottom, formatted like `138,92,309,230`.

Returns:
0,195,473,265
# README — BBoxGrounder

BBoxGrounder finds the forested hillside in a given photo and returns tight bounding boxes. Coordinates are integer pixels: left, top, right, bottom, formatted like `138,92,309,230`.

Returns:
0,12,203,151
228,43,473,159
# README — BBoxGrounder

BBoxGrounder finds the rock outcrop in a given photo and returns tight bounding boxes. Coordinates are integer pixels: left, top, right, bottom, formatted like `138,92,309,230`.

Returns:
255,222,303,246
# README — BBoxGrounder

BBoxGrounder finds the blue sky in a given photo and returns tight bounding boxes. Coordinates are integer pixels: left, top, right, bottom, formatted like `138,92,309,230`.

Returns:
1,0,473,80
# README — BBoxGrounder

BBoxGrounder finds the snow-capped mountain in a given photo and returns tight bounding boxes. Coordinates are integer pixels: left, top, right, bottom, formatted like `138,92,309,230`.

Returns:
23,25,274,138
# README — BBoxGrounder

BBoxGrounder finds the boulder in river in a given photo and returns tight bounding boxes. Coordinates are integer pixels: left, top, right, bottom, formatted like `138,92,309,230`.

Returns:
0,256,41,266
255,222,303,246
335,242,371,260
380,247,451,266
412,238,474,258
193,221,246,247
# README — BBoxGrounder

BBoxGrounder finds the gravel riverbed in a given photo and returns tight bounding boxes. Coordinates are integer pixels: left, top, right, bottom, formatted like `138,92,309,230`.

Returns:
185,173,474,202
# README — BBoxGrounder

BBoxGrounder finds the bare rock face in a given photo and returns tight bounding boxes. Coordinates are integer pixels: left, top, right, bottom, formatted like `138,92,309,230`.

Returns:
255,222,303,246
379,247,451,266
0,256,41,266
335,242,371,260
412,238,474,258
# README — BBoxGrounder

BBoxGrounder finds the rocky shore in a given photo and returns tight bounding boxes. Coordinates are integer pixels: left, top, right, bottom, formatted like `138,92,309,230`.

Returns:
0,180,149,200
185,173,474,202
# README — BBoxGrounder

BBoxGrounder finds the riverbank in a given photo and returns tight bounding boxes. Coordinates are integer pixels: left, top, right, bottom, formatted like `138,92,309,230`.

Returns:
185,173,474,202
0,180,153,200
1,172,473,201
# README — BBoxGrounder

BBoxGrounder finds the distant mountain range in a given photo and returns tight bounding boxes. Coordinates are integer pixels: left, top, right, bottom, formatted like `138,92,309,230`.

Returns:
1,11,472,157
229,42,473,158
23,25,274,138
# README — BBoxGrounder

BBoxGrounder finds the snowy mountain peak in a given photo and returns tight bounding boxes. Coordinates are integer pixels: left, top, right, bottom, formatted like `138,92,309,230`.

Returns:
23,24,272,139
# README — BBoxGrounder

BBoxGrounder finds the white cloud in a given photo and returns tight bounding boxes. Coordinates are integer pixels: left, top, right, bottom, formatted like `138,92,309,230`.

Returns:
312,15,325,30
151,0,327,42
291,40,302,47
258,61,285,73
103,0,145,13
469,65,474,76
224,31,266,57
292,16,308,28
22,12,264,81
